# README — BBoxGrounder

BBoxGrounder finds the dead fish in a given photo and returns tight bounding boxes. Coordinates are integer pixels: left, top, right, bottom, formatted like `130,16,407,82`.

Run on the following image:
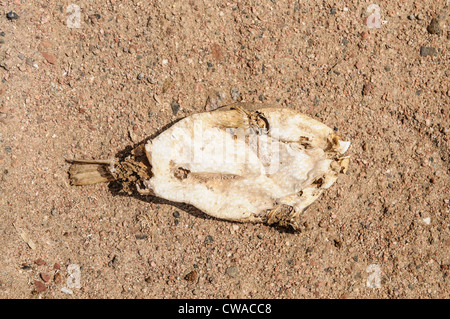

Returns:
67,103,350,231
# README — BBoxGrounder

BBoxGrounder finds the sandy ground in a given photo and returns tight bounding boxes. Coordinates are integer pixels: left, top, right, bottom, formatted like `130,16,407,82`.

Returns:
0,0,448,299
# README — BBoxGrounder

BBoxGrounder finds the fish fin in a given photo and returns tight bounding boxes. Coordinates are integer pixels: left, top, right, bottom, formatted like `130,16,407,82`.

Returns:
66,159,116,185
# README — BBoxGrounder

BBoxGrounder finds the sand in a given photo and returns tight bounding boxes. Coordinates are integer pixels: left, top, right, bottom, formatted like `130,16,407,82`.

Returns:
0,0,448,298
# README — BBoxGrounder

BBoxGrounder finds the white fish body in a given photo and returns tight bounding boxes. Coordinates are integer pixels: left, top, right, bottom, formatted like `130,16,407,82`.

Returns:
139,104,350,229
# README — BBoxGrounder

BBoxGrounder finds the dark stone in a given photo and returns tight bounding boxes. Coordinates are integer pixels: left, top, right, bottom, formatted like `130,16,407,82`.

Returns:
135,234,148,240
171,101,180,115
420,46,437,57
427,18,442,35
230,88,241,101
204,235,214,244
6,11,19,20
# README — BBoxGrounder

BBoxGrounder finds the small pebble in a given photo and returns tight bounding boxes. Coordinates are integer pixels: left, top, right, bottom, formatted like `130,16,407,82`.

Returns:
34,258,46,266
61,287,73,294
89,13,101,20
231,88,241,101
185,270,197,282
362,82,374,96
162,77,173,93
330,8,337,15
205,90,226,111
53,272,62,284
360,31,369,41
34,280,47,292
135,234,148,240
211,43,223,62
173,211,180,218
225,266,239,278
427,18,442,35
204,235,214,244
153,94,161,104
108,255,118,268
40,273,52,282
420,46,437,57
355,61,363,69
6,11,19,20
407,14,415,20
137,73,145,80
41,52,56,64
170,101,180,115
